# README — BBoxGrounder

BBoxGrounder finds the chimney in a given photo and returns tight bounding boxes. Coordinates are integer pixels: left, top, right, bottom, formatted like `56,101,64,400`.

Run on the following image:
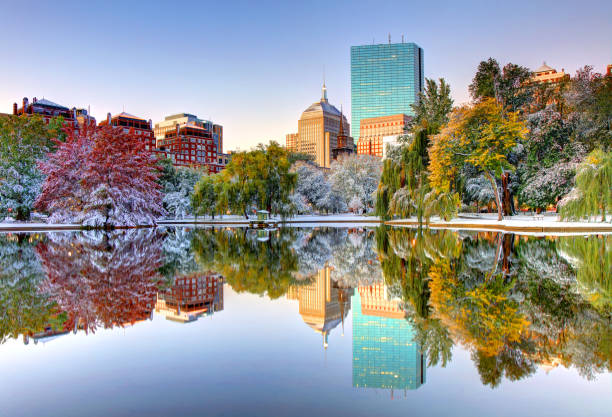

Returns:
148,119,152,129
107,112,111,124
13,103,17,115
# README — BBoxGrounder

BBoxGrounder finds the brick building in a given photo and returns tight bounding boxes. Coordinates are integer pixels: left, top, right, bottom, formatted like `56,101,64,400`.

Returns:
12,97,79,128
157,122,223,172
357,114,411,157
99,112,169,160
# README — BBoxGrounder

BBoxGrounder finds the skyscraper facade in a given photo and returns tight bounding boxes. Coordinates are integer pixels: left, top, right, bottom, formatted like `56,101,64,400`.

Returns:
350,42,423,140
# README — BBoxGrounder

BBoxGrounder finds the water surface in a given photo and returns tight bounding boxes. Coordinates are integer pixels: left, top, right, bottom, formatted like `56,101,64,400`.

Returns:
0,227,610,417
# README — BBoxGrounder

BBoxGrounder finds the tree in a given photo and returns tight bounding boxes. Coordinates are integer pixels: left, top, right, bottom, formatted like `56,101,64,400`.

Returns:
157,159,202,219
428,99,527,220
465,175,496,211
217,142,297,218
560,149,612,222
36,123,165,228
192,174,218,219
37,230,163,333
292,163,330,212
0,115,55,220
469,58,501,101
376,78,453,221
329,154,382,212
469,58,534,112
565,66,612,151
412,78,454,133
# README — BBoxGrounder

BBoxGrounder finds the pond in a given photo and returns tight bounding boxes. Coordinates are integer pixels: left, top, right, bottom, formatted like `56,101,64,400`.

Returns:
0,226,610,417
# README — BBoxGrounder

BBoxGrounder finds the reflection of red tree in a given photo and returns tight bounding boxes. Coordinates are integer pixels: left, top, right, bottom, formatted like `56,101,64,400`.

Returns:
37,231,163,333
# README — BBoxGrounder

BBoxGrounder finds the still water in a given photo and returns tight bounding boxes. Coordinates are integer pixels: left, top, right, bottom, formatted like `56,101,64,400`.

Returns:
0,226,610,417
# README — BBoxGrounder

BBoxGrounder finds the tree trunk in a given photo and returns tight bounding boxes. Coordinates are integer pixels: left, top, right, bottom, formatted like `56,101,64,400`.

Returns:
15,208,28,222
243,208,248,220
485,172,503,221
501,172,513,216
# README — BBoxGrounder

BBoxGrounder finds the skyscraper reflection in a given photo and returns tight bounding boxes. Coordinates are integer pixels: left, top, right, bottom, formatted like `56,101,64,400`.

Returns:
352,284,426,396
287,266,353,348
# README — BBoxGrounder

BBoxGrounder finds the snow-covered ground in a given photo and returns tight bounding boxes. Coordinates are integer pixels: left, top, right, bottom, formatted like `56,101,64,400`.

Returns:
158,214,379,224
388,213,612,235
2,213,610,234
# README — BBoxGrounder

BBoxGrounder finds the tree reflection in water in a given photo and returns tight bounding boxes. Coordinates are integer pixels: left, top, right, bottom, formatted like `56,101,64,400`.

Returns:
0,226,610,390
0,233,62,344
37,229,163,333
375,226,612,387
192,227,301,299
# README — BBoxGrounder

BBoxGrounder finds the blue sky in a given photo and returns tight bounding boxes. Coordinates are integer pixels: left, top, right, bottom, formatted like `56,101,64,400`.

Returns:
1,0,610,150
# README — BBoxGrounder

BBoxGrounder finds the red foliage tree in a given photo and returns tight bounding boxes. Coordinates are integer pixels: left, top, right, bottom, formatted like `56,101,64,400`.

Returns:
36,123,165,227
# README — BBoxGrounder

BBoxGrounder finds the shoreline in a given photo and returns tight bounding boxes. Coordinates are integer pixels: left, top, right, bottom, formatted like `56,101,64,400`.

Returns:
1,214,610,235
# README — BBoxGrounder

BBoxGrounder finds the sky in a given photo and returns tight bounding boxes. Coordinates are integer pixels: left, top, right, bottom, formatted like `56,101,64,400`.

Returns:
1,0,610,151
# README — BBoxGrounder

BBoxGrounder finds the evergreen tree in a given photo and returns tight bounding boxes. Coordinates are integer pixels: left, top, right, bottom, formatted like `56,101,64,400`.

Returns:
0,115,55,221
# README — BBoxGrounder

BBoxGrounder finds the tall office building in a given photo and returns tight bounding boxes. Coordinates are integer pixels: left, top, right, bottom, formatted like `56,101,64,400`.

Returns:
351,42,423,140
286,84,353,168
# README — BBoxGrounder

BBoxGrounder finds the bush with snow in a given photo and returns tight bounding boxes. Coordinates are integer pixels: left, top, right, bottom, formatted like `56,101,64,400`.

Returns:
329,154,382,212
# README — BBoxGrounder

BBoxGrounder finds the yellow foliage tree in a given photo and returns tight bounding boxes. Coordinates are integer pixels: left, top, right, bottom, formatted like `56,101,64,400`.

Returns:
428,98,527,220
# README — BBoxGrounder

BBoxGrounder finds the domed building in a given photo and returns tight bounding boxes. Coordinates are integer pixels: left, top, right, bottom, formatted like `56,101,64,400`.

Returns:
286,84,354,168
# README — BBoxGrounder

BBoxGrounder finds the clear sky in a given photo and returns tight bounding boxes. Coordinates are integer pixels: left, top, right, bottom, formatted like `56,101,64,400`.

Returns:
1,0,610,151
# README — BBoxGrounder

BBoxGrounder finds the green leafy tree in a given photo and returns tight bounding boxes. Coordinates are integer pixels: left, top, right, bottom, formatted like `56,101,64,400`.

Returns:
469,58,534,112
192,174,218,218
0,115,56,220
217,142,296,218
560,149,612,222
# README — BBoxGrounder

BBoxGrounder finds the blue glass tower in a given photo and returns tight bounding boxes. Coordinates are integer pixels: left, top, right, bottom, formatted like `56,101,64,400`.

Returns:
352,291,426,392
350,42,424,139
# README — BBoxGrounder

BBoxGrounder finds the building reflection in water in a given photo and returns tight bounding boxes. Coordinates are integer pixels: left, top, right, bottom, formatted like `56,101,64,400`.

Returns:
352,284,426,397
155,273,224,323
287,266,353,348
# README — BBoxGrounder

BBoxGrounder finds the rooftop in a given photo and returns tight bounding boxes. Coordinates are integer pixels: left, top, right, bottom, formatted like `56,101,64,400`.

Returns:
113,112,146,121
165,113,198,121
535,62,555,73
34,98,69,110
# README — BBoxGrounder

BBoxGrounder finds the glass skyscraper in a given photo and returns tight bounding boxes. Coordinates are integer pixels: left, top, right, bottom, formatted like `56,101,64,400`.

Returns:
350,42,424,140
